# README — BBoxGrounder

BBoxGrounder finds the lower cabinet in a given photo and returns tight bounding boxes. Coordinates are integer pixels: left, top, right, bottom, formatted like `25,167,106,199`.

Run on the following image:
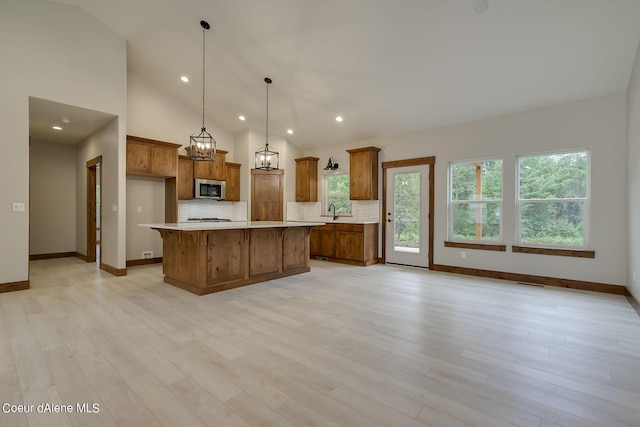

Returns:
310,223,378,266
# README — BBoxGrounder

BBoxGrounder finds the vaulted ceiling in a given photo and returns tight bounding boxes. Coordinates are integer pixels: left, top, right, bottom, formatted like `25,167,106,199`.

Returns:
49,0,640,149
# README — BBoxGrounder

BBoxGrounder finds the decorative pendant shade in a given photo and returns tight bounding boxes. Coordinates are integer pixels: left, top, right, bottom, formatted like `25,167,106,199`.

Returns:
189,20,216,162
255,77,279,170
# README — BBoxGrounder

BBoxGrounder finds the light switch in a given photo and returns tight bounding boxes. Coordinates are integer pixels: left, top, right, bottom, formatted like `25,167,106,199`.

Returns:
12,203,25,212
137,206,142,213
112,205,118,213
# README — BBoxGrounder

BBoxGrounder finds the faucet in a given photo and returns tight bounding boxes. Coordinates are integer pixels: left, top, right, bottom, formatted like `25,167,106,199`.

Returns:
328,203,338,220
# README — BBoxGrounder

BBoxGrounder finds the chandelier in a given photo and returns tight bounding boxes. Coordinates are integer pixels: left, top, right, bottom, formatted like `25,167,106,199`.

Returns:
189,20,216,161
255,77,279,170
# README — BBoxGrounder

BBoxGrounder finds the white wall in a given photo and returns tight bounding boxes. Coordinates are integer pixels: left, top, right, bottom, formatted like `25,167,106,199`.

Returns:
628,42,640,298
0,0,126,284
306,94,628,287
126,177,164,261
75,119,120,266
29,140,77,255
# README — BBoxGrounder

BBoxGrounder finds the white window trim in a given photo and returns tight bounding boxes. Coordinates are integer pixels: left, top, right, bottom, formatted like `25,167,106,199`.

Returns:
447,158,504,244
515,149,591,250
324,172,352,216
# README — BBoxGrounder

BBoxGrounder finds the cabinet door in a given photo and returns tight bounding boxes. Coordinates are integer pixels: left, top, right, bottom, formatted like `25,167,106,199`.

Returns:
310,225,335,258
194,151,226,180
150,144,177,177
225,163,241,201
251,170,283,221
207,230,246,285
178,157,194,200
249,228,282,276
126,141,150,173
295,157,319,202
347,147,380,200
283,227,308,270
335,224,365,261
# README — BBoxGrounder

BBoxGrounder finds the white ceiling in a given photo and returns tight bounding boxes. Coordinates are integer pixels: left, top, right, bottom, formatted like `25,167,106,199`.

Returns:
29,97,116,145
41,0,640,149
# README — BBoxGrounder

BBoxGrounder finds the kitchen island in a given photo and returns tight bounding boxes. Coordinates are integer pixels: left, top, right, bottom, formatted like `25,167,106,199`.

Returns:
140,221,324,295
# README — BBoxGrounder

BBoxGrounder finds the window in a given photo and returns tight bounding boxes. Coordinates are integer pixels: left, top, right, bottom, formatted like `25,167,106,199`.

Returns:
325,173,351,214
449,159,503,242
517,150,589,248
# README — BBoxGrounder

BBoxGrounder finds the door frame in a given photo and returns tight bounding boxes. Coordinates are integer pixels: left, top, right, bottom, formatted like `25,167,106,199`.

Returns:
86,156,102,264
381,156,435,267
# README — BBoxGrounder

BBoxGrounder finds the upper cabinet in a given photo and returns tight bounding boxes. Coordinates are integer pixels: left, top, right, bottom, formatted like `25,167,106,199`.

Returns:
347,146,380,200
295,157,319,202
190,149,227,181
225,162,241,201
177,156,194,200
126,135,180,178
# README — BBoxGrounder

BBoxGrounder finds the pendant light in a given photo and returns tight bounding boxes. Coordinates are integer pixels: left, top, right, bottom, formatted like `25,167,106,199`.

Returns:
188,20,216,162
255,77,279,170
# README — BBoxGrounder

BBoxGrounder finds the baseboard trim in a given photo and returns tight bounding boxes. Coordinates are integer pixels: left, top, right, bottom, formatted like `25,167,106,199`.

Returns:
75,252,88,262
431,264,626,295
625,289,640,318
29,252,76,260
126,257,163,267
0,280,29,293
100,262,127,277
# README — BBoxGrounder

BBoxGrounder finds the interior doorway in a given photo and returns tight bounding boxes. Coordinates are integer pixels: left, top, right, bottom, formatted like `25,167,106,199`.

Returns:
382,157,435,268
86,156,102,265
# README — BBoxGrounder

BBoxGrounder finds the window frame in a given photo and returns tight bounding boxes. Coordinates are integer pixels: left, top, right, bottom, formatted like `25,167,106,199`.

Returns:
515,148,591,250
447,158,504,245
324,172,352,216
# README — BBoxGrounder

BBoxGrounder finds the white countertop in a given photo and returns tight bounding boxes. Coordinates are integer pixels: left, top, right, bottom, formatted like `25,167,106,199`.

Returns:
139,221,326,231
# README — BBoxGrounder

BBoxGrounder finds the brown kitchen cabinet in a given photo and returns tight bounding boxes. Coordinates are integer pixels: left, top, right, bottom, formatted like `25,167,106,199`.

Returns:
126,135,180,178
225,162,241,201
310,223,378,266
177,155,194,200
295,157,319,202
309,224,336,258
347,146,380,200
193,149,227,180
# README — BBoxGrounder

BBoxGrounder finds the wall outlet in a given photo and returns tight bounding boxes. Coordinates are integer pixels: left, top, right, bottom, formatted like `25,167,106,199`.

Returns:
142,251,153,259
461,251,466,259
137,206,142,213
12,203,25,212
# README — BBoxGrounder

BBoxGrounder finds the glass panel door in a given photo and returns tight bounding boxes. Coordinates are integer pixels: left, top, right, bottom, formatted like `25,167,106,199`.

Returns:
386,165,429,267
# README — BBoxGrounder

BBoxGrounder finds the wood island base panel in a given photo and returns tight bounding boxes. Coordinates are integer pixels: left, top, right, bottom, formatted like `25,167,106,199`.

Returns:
145,222,324,295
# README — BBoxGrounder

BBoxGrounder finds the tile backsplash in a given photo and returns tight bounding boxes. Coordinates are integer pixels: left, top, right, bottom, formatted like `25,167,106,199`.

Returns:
287,200,380,223
178,200,248,222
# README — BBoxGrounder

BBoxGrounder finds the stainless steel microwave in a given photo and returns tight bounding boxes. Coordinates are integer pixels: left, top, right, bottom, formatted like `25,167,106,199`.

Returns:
195,178,226,200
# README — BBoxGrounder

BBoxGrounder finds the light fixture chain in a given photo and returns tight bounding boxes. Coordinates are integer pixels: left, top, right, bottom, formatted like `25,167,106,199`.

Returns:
201,25,206,129
265,80,269,148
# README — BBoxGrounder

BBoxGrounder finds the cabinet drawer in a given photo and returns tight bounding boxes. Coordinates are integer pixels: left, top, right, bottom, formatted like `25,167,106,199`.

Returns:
334,223,364,233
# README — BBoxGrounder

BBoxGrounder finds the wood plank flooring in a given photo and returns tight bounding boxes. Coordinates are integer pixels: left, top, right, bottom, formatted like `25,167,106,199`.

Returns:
1,257,640,426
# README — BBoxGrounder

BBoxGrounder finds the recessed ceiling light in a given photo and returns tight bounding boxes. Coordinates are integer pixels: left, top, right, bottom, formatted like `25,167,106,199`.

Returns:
180,76,189,83
287,129,293,135
61,118,70,124
475,0,489,14
335,116,343,122
238,115,245,121
52,126,62,130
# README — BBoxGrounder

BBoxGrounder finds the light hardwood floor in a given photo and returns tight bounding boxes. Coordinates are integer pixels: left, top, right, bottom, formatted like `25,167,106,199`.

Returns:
1,258,640,427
